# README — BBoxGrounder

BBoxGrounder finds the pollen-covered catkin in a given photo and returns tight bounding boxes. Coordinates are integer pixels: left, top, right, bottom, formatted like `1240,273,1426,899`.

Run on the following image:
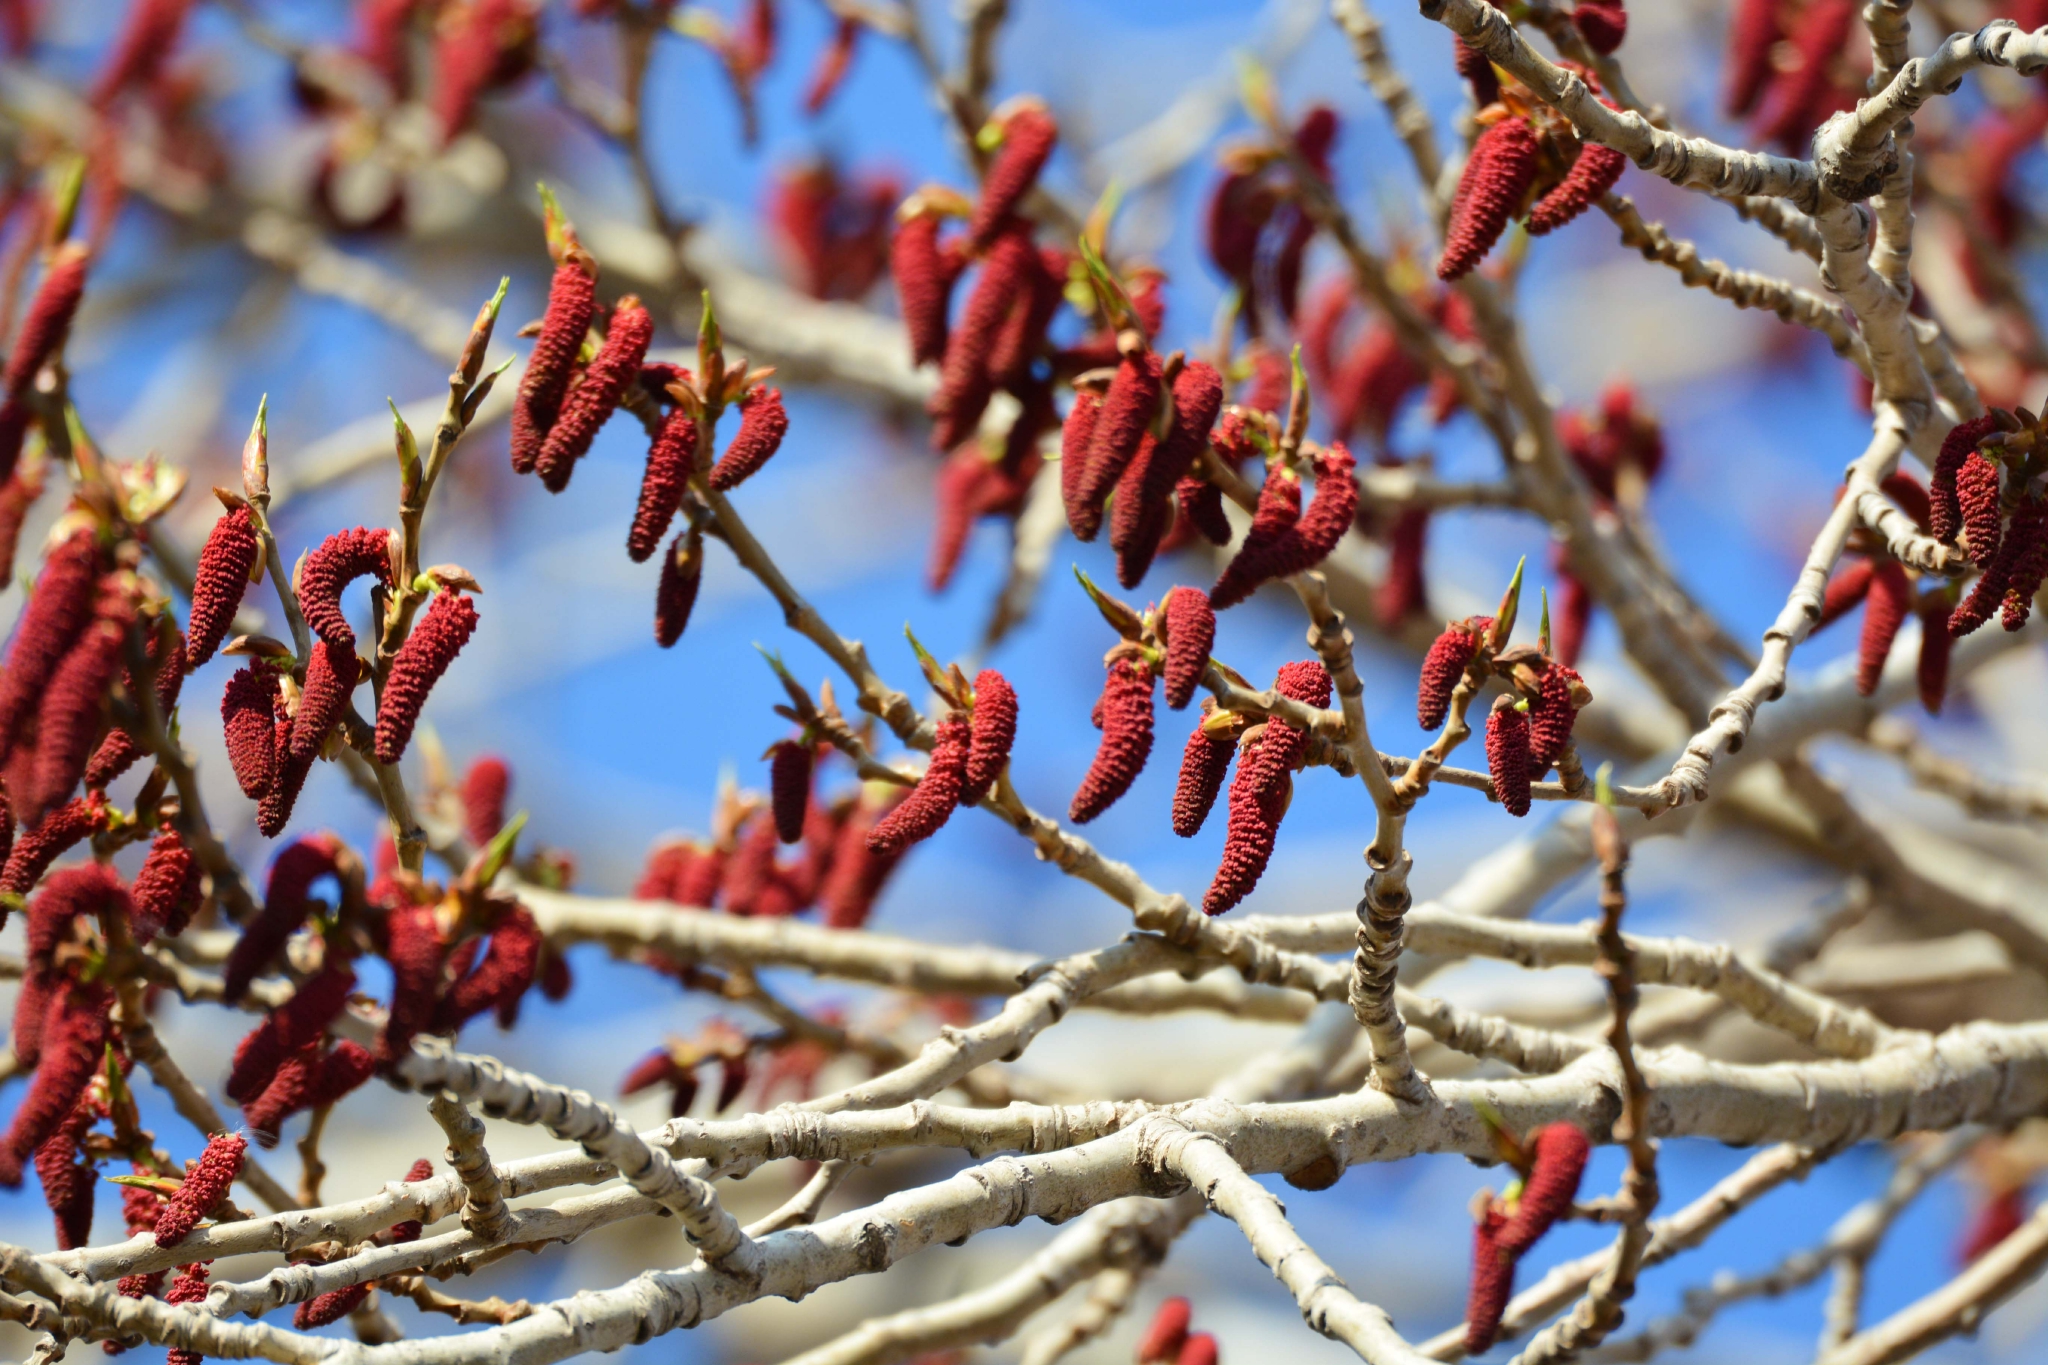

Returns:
1931,415,2000,545
297,526,392,650
1497,1123,1592,1255
1418,620,1486,730
1486,695,1533,817
535,296,653,492
769,740,813,843
1957,451,2004,568
866,715,971,853
375,592,479,764
1070,659,1155,823
892,212,956,367
709,386,790,491
512,257,598,474
222,666,282,799
966,104,1057,250
655,526,705,648
1438,116,1538,281
961,669,1017,806
1857,560,1911,695
151,1131,245,1245
628,405,697,562
1525,142,1627,234
1173,714,1235,838
187,505,260,668
1162,587,1216,711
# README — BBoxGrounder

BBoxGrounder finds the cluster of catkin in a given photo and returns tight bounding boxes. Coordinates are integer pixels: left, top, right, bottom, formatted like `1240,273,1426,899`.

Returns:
1464,1123,1593,1352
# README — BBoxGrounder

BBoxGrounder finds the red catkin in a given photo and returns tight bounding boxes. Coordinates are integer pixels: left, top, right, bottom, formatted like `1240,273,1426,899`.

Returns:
534,297,653,492
381,903,448,1062
866,715,971,853
1419,621,1485,730
1178,1335,1219,1365
1486,696,1533,817
961,669,1018,806
512,259,598,474
1724,0,1781,117
1071,351,1163,538
296,1282,371,1330
186,506,259,668
85,623,185,792
242,1044,320,1147
818,795,904,929
1138,1297,1192,1362
1918,595,1954,714
928,446,992,592
1951,525,2020,640
1173,716,1235,838
628,405,697,562
0,797,99,898
90,0,192,107
2003,498,2048,630
1931,415,1999,545
1059,389,1102,536
1464,1205,1514,1354
1957,451,2004,568
1162,587,1216,711
1454,36,1500,108
0,979,109,1187
297,527,392,650
374,592,479,764
709,386,790,491
34,1106,95,1250
163,1262,208,1365
1497,1123,1592,1255
1268,445,1359,579
1070,659,1155,823
1883,471,1932,532
655,527,705,649
1553,569,1591,667
223,834,341,1004
967,104,1057,251
1376,507,1431,628
1525,142,1627,234
1208,469,1302,610
1111,362,1226,586
1176,475,1232,546
1572,0,1627,53
1204,729,1285,916
1816,557,1876,631
434,905,541,1030
222,666,282,800
3,243,88,393
152,1132,245,1245
891,213,957,368
461,756,510,848
1527,663,1583,770
290,637,357,765
929,228,1036,452
1439,117,1538,281
1857,560,1911,695
770,740,813,843
24,589,132,824
132,827,202,941
226,963,357,1104
307,1039,376,1108
0,462,46,584
1959,1187,2029,1266
0,530,101,764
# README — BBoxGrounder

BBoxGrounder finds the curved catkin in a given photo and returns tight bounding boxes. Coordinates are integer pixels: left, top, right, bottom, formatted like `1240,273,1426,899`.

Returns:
1177,475,1232,546
961,668,1018,806
821,795,905,928
187,505,260,668
1724,0,1781,117
929,229,1036,453
1857,560,1911,695
0,798,99,899
1525,142,1627,234
290,637,357,765
967,105,1057,251
892,213,956,367
461,756,511,847
0,979,110,1188
1883,471,1931,531
1270,444,1359,578
226,963,357,1104
1073,352,1164,536
1113,364,1227,584
1438,117,1538,281
298,526,392,650
709,386,790,491
434,905,542,1030
222,666,282,799
306,1038,375,1107
1173,719,1235,838
512,258,598,475
1059,390,1103,536
151,1132,245,1246
1816,557,1876,631
1486,697,1533,817
1527,663,1583,769
1931,415,1999,544
242,1046,319,1146
534,297,654,492
1950,526,2019,640
375,592,480,764
928,446,991,592
0,531,100,764
1418,622,1484,730
866,715,971,853
89,0,191,108
1497,1123,1591,1255
1162,587,1216,711
223,834,341,1004
1463,1206,1514,1354
131,827,202,940
769,740,813,843
1070,659,1155,823
628,406,698,562
2,243,88,395
1996,498,2048,631
655,526,705,648
1957,452,2004,568
1208,470,1302,610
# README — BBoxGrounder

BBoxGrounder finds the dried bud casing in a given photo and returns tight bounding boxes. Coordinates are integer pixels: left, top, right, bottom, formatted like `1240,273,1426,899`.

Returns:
375,592,480,764
1070,659,1155,823
866,715,971,853
960,669,1017,807
1486,696,1533,817
1162,587,1216,711
1439,117,1538,281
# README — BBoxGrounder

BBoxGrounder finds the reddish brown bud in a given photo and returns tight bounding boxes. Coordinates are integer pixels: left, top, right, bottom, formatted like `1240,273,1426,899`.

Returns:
151,1131,245,1245
0,979,109,1188
1176,475,1232,546
1138,1295,1192,1362
0,798,99,899
1172,715,1235,838
1486,696,1533,817
1070,659,1155,823
187,506,260,669
1526,142,1627,234
968,105,1057,251
1439,117,1538,281
224,834,342,1004
929,228,1037,452
1527,663,1584,769
1816,557,1876,632
1162,587,1216,711
3,244,88,392
132,827,202,941
1072,351,1163,538
1498,1123,1591,1255
227,963,357,1104
513,259,598,474
629,406,697,563
1931,415,2000,545
1208,469,1302,609
867,715,971,853
1857,560,1911,696
535,297,653,492
461,756,510,848
1958,451,2004,568
375,592,479,764
891,213,959,368
1418,621,1483,730
1572,0,1626,52
959,668,1018,807
655,526,705,649
222,666,282,800
0,531,101,765
1454,37,1500,107
1464,1205,1514,1354
298,527,393,651
709,386,790,492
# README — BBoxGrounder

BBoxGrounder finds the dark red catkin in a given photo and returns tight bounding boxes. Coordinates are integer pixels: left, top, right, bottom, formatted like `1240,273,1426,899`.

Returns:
221,666,282,800
1177,475,1233,546
929,228,1037,452
23,589,132,823
1930,415,2000,545
2002,498,2048,630
1552,567,1590,667
242,1043,320,1146
1138,1296,1192,1362
1919,595,1954,714
34,1104,95,1250
0,797,97,898
0,463,46,586
1173,712,1236,838
1161,587,1215,711
223,834,341,1004
132,827,202,941
1884,471,1932,532
1070,659,1155,823
534,297,654,493
720,816,777,916
434,905,541,1031
1950,520,2022,640
295,1281,371,1330
1527,663,1584,770
1572,0,1627,53
306,1039,375,1108
866,715,971,853
1264,445,1359,580
1202,663,1328,915
708,385,790,491
821,794,905,928
655,526,705,649
163,1261,209,1365
960,668,1018,807
382,1158,437,1245
1439,117,1538,281
152,1132,245,1245
928,446,992,592
1486,696,1533,817
1723,0,1782,117
381,904,448,1062
1111,362,1228,586
1816,557,1876,631
512,256,598,475
1419,620,1486,730
891,211,957,367
297,527,392,650
1857,560,1911,696
3,242,88,395
0,530,100,764
967,103,1057,251
1178,1335,1219,1365
374,592,479,764
289,637,357,765
1208,469,1302,610
1071,352,1164,539
1453,36,1500,108
462,756,510,847
0,979,110,1187
1525,142,1627,234
1959,1187,2029,1266
1497,1123,1592,1256
1957,451,2004,568
186,506,260,668
1059,389,1102,535
765,740,812,844
1464,1205,1514,1354
85,624,185,792
628,404,698,562
90,0,192,107
226,963,357,1104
